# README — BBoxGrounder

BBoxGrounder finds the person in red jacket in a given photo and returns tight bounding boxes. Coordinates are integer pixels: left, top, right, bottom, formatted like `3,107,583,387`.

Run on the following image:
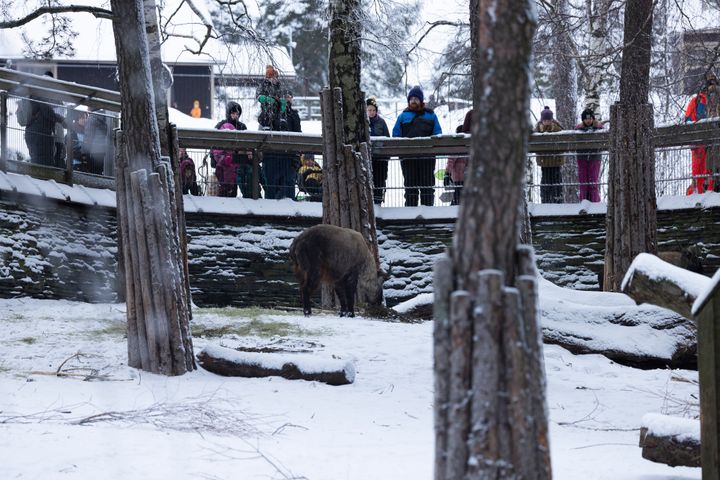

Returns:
685,73,718,194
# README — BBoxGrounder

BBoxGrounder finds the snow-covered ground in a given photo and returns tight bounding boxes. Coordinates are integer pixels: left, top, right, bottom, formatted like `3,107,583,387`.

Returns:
0,294,701,479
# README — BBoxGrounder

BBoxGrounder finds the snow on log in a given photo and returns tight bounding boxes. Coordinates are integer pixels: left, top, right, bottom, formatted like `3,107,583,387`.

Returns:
622,253,710,319
639,413,701,467
197,344,355,386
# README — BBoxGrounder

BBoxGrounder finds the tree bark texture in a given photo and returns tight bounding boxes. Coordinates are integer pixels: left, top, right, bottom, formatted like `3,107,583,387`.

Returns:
583,0,611,118
435,0,551,477
435,251,551,479
604,0,657,292
320,87,379,309
697,295,720,480
551,0,579,202
143,0,171,157
111,0,194,375
328,0,369,149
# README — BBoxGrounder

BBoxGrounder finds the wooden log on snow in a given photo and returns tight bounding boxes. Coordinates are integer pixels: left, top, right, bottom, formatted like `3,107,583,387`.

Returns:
639,413,701,467
197,344,355,386
622,252,710,319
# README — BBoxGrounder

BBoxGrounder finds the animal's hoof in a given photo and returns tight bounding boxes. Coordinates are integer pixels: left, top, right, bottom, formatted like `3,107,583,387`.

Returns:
339,311,347,317
348,312,355,318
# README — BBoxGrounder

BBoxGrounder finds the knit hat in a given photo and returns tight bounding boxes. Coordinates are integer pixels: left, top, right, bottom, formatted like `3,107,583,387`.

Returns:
407,86,424,103
540,106,554,121
366,97,378,109
581,108,595,120
265,65,278,79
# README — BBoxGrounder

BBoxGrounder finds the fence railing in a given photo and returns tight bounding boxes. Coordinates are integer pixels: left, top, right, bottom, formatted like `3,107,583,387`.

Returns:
1,67,719,207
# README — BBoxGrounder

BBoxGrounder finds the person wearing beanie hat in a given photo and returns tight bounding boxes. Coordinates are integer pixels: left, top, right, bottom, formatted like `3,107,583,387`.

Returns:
684,72,719,194
213,101,255,198
407,85,424,103
533,107,564,203
366,96,390,204
575,108,604,202
391,86,442,206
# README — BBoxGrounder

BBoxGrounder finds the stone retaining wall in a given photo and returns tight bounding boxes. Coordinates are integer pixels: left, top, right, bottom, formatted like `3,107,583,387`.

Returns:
1,190,718,309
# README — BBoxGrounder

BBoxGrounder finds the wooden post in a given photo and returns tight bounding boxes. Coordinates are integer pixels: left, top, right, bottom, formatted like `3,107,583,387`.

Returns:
0,91,7,172
252,150,261,199
697,293,720,479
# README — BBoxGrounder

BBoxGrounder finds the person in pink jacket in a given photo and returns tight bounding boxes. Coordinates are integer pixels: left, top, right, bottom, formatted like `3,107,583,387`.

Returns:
212,122,238,197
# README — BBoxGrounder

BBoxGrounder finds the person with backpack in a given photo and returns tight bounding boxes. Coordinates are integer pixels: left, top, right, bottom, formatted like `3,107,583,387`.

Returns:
392,86,442,206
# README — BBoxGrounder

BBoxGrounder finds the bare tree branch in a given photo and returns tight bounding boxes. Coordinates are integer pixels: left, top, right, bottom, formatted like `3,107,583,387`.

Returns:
0,5,113,29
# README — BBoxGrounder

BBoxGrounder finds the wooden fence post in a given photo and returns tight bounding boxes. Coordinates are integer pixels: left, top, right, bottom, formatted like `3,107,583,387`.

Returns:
697,292,720,479
0,91,7,172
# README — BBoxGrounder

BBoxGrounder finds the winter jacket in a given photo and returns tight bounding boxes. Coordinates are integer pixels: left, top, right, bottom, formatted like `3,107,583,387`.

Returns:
685,93,708,123
392,108,442,138
214,104,251,165
180,157,200,196
369,115,390,137
575,120,604,162
25,95,64,136
213,122,238,186
445,157,466,183
533,119,565,167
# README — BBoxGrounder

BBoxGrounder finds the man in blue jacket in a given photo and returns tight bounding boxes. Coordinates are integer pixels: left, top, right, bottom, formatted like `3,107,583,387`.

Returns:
392,86,442,206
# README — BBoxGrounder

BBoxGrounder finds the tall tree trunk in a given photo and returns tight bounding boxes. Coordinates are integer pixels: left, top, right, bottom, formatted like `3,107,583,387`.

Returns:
552,0,579,202
111,0,195,375
321,0,379,311
434,0,551,477
583,0,611,119
143,0,171,157
603,0,657,292
328,0,369,148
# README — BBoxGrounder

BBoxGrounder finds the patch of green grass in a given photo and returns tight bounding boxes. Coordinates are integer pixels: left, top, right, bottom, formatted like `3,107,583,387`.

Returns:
90,322,127,337
196,306,296,319
192,318,327,338
19,337,36,344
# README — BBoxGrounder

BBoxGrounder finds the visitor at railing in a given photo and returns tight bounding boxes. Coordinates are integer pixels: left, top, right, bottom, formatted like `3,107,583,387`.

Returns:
575,108,604,202
533,106,565,204
367,96,390,205
17,71,65,168
685,72,718,194
179,148,200,196
444,110,472,206
84,106,112,175
392,85,443,207
261,90,302,200
297,153,323,202
213,101,253,198
213,122,242,198
67,108,90,172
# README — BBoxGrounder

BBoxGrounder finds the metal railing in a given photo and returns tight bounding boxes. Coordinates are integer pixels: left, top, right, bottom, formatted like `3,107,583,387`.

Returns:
2,67,719,207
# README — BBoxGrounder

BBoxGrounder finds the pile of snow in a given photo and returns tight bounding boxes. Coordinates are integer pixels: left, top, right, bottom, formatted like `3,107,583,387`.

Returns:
642,413,700,443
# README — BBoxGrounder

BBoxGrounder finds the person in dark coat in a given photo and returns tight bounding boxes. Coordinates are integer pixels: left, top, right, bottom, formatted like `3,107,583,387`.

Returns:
179,148,200,196
256,65,283,131
533,106,565,203
67,109,90,172
575,108,604,202
367,96,391,205
392,86,442,206
297,153,323,202
214,102,254,198
24,72,64,167
262,91,302,200
84,107,111,174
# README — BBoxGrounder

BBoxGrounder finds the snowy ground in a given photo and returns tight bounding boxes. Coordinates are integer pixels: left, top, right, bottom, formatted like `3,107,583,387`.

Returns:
0,297,701,480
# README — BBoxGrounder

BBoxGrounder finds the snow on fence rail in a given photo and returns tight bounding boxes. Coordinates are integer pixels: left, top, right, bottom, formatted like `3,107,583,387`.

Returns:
1,67,719,207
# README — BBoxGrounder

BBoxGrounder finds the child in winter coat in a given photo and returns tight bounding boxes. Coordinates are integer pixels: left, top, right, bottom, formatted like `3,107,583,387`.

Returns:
297,154,323,202
575,109,604,202
179,148,200,196
212,123,238,198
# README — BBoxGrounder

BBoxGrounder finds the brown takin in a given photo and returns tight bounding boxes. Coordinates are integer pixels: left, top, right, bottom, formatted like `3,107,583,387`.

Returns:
289,224,385,317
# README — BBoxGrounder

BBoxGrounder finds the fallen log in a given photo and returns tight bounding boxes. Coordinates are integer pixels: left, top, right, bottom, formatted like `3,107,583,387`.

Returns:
197,344,355,386
639,413,701,467
622,253,710,319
